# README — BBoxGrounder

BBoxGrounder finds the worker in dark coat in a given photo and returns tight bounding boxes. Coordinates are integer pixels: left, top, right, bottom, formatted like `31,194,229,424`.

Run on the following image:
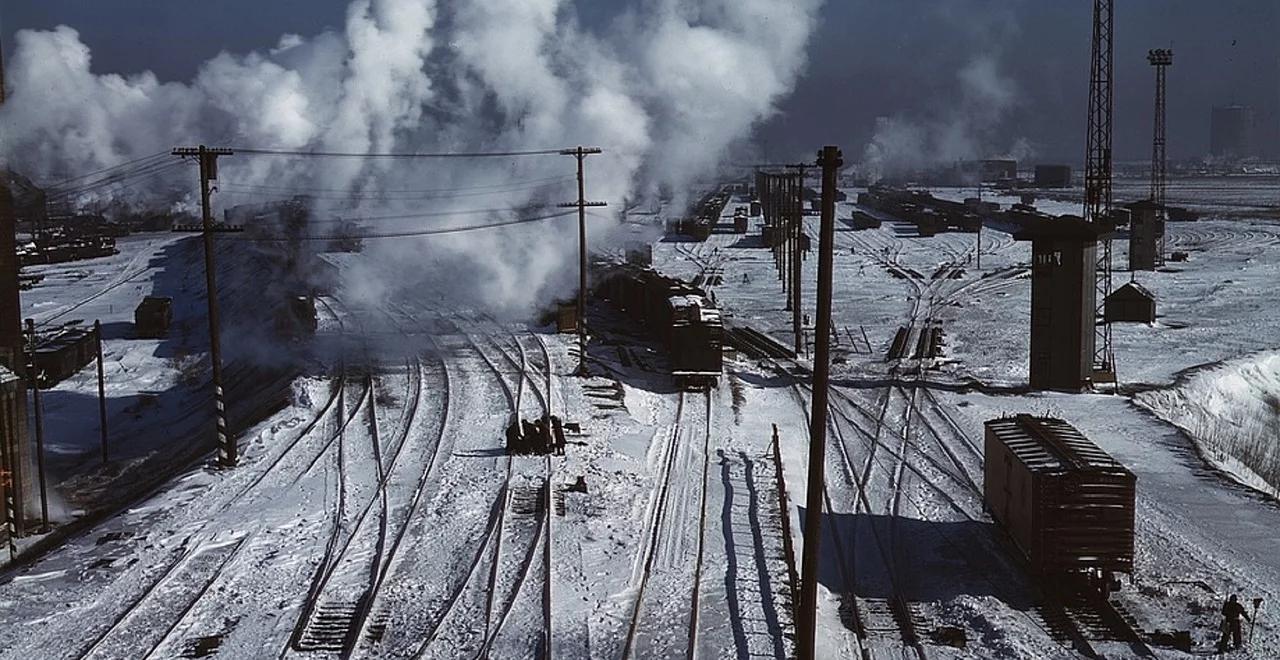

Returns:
1218,594,1250,651
506,421,521,452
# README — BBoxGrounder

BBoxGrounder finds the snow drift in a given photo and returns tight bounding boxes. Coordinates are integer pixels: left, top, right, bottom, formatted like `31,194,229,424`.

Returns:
1136,351,1280,499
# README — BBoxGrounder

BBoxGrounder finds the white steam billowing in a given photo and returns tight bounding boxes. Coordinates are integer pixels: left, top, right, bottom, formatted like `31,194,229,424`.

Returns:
859,53,1034,182
0,0,821,312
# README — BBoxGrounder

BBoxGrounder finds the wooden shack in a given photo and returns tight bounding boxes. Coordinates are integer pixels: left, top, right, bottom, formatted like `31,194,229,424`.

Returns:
1104,282,1156,324
984,415,1136,579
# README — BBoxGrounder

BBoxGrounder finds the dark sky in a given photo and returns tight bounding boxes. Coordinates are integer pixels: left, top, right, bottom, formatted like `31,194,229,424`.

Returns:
3,0,1277,164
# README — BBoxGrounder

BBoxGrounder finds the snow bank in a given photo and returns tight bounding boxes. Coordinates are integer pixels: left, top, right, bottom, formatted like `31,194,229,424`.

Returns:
1136,351,1280,498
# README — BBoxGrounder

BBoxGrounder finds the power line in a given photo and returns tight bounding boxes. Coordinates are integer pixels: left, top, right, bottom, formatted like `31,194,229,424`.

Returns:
231,146,566,159
219,209,576,241
217,177,573,202
45,159,187,202
42,151,171,190
215,173,574,196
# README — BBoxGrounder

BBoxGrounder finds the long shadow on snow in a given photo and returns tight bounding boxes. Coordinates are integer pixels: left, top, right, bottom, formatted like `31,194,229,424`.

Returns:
798,508,1037,609
24,237,321,552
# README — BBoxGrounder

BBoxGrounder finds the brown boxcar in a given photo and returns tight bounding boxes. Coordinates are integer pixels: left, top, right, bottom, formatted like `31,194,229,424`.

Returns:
134,296,173,338
984,415,1135,578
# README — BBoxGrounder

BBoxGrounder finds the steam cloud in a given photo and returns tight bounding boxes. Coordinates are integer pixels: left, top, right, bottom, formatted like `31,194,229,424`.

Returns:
858,53,1035,183
0,0,821,313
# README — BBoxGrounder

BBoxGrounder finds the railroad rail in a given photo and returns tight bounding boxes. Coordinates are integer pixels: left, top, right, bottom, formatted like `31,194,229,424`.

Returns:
621,389,714,659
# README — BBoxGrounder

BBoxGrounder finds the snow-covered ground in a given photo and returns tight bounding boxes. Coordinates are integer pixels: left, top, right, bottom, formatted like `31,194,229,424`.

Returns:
653,181,1280,657
2,175,1279,659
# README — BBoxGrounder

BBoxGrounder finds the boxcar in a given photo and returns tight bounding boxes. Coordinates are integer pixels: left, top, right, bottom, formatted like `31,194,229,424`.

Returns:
984,415,1135,585
135,296,173,338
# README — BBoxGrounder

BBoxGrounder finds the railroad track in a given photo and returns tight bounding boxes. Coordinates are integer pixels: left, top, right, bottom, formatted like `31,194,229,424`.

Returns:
621,388,713,660
407,313,551,660
285,302,452,658
77,535,250,660
68,297,359,660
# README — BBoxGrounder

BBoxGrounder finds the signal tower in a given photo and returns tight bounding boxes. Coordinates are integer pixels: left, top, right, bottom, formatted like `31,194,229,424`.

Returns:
1148,48,1173,266
1083,0,1116,384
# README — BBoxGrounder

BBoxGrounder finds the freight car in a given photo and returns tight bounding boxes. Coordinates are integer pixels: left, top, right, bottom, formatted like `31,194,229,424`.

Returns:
984,415,1135,595
669,188,730,241
848,211,881,230
596,264,723,387
134,296,173,338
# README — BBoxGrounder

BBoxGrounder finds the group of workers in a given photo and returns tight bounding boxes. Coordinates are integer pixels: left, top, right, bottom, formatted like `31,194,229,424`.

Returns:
505,414,566,455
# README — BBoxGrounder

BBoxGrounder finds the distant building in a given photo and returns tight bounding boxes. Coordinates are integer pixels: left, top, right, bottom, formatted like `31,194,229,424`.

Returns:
955,159,1018,184
1126,200,1164,271
1034,165,1073,188
1210,105,1254,159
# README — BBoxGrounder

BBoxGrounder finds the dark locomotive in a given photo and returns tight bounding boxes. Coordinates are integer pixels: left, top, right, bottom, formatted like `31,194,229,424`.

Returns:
984,415,1136,595
596,264,723,387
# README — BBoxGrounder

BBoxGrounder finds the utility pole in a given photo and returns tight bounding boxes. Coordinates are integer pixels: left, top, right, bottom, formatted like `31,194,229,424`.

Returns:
24,320,47,532
95,320,108,464
787,166,808,356
172,146,237,467
797,146,843,660
558,147,605,377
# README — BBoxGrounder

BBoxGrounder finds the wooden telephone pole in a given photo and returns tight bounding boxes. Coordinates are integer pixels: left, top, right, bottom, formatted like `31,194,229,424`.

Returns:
172,146,238,467
558,147,605,376
797,145,843,660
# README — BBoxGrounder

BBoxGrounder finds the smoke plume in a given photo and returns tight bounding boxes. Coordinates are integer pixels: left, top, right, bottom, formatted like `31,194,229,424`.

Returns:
0,0,822,313
858,53,1034,183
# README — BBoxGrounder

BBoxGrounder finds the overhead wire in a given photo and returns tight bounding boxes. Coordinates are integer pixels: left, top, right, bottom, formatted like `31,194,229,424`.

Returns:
219,209,577,241
214,173,574,196
231,146,566,158
216,176,574,202
42,151,171,191
45,158,187,201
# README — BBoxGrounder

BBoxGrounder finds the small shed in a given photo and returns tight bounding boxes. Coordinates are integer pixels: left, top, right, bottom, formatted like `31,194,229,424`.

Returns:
1105,281,1156,324
135,296,173,338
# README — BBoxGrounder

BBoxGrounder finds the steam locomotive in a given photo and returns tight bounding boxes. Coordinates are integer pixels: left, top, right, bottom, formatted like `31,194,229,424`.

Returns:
596,264,723,388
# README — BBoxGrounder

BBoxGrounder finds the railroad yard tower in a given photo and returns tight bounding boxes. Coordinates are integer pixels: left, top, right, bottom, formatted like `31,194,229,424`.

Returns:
1017,217,1110,392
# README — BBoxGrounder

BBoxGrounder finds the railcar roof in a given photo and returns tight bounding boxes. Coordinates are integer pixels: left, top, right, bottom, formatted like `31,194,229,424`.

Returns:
986,415,1130,474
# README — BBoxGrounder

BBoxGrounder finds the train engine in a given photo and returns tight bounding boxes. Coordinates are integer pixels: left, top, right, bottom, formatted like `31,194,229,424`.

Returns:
596,264,723,388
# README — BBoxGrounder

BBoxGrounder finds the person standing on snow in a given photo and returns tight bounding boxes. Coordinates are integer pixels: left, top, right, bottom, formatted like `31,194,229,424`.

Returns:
1219,594,1250,651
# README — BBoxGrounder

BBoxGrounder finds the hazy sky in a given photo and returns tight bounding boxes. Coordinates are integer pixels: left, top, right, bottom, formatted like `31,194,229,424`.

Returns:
4,0,1277,164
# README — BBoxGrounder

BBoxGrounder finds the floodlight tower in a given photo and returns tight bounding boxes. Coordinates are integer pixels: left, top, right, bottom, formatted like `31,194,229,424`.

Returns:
1083,0,1116,383
1148,48,1173,265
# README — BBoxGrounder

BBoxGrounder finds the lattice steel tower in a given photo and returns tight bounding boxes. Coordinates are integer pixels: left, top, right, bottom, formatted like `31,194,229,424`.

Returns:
1083,0,1115,381
1148,48,1173,265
